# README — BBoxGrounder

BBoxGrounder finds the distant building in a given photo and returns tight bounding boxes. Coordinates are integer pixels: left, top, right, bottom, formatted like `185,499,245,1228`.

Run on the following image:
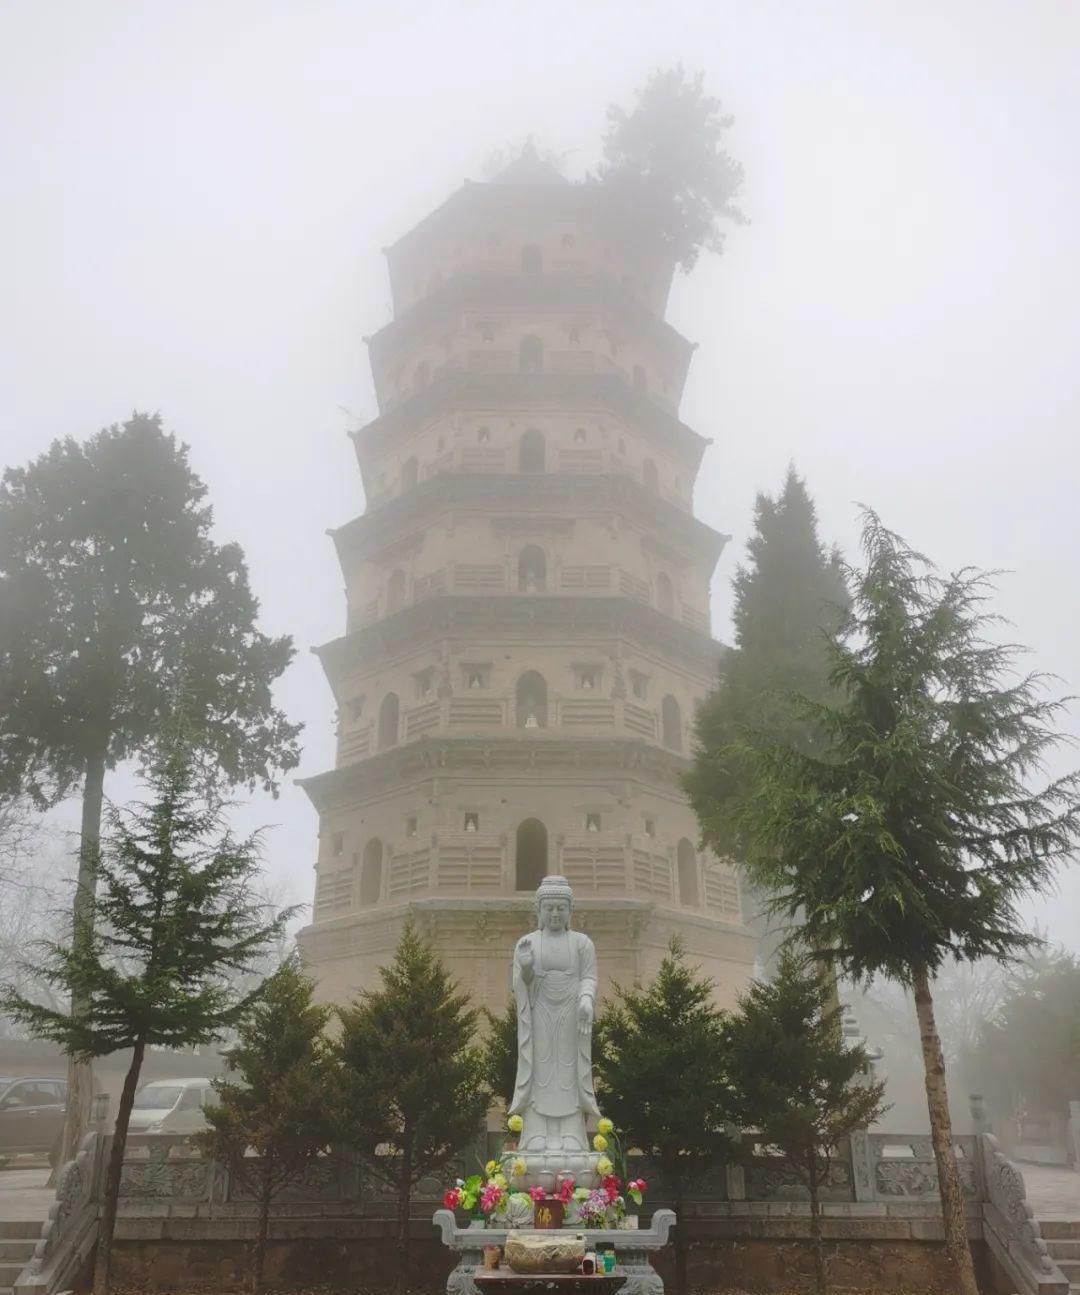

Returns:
298,146,756,1010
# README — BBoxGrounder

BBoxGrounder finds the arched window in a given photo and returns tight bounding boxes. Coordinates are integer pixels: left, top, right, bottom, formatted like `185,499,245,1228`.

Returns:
378,693,400,750
519,429,546,473
518,545,546,593
643,459,659,493
519,335,544,373
401,457,418,491
360,839,383,907
633,364,648,393
516,671,547,729
677,839,699,907
387,568,407,614
516,819,548,891
521,245,543,275
661,695,682,752
656,572,674,616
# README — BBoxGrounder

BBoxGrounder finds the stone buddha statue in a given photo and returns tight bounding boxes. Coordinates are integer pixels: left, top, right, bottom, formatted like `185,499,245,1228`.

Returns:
509,875,600,1154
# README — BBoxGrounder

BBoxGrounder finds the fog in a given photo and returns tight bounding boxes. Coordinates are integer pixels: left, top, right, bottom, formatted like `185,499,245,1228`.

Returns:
2,0,1078,977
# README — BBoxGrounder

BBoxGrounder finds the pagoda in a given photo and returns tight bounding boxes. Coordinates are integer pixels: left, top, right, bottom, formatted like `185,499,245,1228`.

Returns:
298,147,756,1011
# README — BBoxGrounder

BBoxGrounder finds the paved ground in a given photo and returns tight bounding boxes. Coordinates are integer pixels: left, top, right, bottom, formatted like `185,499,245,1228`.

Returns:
0,1164,52,1222
1019,1161,1080,1220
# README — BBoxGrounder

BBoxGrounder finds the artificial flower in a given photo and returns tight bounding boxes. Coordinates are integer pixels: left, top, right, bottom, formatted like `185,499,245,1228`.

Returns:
492,1173,509,1190
601,1174,621,1204
510,1157,527,1179
528,1186,547,1203
597,1117,614,1136
480,1182,505,1214
485,1160,497,1176
507,1114,524,1133
592,1133,608,1152
627,1178,646,1205
596,1155,613,1176
443,1188,462,1209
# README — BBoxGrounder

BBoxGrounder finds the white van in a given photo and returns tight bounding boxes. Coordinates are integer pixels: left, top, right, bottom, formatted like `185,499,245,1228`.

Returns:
127,1078,216,1134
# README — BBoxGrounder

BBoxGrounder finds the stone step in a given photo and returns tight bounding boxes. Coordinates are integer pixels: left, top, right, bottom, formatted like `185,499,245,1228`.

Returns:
0,1240,35,1263
1048,1238,1080,1260
0,1221,39,1240
1058,1259,1080,1283
0,1265,25,1288
1041,1220,1080,1240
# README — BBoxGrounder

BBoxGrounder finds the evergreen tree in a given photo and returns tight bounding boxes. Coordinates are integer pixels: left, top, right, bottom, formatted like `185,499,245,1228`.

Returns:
685,467,848,958
595,943,733,1295
725,952,888,1295
0,413,302,1160
698,510,1080,1295
1,736,290,1295
337,924,490,1286
599,65,746,272
481,998,519,1111
198,959,338,1294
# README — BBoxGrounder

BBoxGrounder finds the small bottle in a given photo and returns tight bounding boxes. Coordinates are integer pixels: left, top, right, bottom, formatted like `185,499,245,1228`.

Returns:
582,1253,596,1275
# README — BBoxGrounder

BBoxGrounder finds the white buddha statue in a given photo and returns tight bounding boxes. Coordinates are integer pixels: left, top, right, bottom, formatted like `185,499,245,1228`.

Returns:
509,875,600,1153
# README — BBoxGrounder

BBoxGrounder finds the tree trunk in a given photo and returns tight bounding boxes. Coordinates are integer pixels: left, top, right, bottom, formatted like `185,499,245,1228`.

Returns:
807,1155,826,1295
396,1144,413,1294
93,1036,145,1295
253,1160,272,1295
59,742,107,1171
912,965,979,1295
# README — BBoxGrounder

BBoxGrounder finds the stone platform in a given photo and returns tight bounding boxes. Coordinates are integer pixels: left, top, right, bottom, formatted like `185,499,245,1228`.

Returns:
432,1209,675,1295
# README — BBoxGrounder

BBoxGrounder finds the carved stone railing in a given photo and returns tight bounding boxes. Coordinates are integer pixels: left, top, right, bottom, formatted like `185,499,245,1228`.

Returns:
15,1131,103,1295
978,1130,1068,1294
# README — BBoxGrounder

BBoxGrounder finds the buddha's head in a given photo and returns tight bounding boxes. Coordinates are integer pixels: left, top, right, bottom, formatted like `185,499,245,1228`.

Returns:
535,874,573,931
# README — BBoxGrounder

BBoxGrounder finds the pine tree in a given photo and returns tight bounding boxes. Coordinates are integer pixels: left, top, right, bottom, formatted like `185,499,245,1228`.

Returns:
0,413,301,1160
725,952,888,1295
481,998,519,1111
595,943,733,1295
699,510,1080,1295
197,960,338,1294
1,736,291,1295
337,924,490,1287
685,466,848,958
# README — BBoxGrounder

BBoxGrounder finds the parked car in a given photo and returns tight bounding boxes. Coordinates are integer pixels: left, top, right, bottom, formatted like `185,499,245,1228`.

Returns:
127,1078,215,1134
0,1076,68,1168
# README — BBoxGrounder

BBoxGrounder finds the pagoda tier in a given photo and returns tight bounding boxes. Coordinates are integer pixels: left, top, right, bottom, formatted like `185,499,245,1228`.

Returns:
299,150,756,1011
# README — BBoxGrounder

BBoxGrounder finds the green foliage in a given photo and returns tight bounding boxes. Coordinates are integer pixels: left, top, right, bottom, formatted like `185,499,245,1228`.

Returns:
686,467,848,863
727,950,888,1177
705,509,1080,985
967,946,1080,1118
599,65,746,272
1,740,291,1056
482,997,518,1110
337,924,490,1258
198,959,338,1292
596,941,733,1182
725,952,887,1295
0,412,302,808
596,943,733,1294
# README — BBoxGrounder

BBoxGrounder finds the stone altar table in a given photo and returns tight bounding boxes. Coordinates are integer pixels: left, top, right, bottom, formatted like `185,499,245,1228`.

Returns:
433,1210,674,1295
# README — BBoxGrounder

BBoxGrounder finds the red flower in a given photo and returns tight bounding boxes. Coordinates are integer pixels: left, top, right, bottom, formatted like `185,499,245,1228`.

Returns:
602,1174,621,1203
528,1186,547,1203
444,1188,461,1209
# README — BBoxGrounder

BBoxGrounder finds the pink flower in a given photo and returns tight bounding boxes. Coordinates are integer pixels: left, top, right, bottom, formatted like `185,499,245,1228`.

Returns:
480,1183,505,1214
528,1186,547,1203
444,1188,461,1209
555,1175,575,1204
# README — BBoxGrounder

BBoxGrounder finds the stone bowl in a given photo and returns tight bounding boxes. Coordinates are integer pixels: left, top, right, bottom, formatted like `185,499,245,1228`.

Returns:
504,1229,587,1274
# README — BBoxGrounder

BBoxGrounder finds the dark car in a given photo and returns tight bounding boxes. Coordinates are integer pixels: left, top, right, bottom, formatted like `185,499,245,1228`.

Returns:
0,1077,67,1168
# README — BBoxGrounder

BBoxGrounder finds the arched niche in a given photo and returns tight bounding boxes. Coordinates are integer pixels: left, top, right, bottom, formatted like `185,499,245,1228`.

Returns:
359,839,383,907
516,818,548,892
519,334,544,373
677,838,699,907
518,545,547,592
519,429,546,473
661,694,682,752
387,568,407,614
378,693,400,750
516,671,547,729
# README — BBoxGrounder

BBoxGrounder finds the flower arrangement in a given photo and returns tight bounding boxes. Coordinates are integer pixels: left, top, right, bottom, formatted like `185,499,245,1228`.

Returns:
578,1187,612,1227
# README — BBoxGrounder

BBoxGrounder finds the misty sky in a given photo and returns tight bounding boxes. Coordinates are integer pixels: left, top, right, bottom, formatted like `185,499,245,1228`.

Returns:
2,2,1078,947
